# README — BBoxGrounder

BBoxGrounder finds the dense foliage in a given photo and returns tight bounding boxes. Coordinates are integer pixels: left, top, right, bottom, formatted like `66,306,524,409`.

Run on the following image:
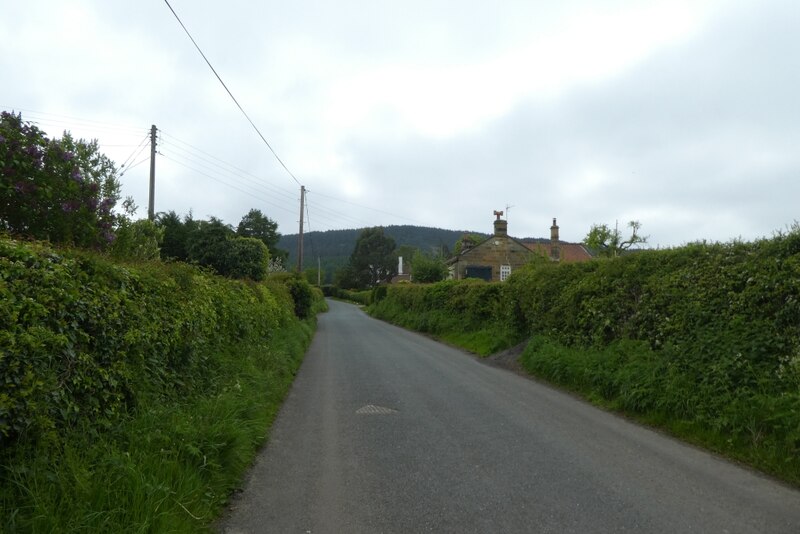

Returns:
0,236,326,530
236,208,287,263
370,279,520,355
1,237,273,445
583,220,647,257
369,229,800,482
410,250,448,283
0,111,120,248
337,227,397,289
156,213,271,281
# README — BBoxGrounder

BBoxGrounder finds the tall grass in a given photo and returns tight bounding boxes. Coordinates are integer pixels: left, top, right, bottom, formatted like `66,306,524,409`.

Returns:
0,237,326,531
519,336,800,485
1,320,315,532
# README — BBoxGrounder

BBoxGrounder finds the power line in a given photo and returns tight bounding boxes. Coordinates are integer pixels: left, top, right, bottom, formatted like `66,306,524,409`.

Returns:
2,106,145,134
158,132,298,202
118,131,152,176
157,131,398,231
159,152,297,216
310,190,423,225
119,156,151,178
162,0,303,187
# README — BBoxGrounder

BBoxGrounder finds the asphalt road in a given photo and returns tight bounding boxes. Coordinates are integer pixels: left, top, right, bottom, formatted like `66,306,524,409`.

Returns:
218,299,800,533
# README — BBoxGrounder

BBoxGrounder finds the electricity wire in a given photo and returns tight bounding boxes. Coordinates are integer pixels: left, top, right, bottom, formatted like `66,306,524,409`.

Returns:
158,131,298,202
118,131,152,176
159,152,296,216
310,190,423,225
162,0,303,187
2,106,144,134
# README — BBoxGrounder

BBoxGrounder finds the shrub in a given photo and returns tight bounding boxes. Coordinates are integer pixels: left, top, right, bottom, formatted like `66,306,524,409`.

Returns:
0,111,120,248
222,236,269,281
0,237,289,447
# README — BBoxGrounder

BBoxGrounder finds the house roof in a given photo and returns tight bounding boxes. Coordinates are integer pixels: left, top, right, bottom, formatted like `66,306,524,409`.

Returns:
446,233,534,264
523,240,594,263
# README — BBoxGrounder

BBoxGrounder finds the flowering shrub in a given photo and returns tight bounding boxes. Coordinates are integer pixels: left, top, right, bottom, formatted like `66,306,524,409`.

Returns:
0,111,120,248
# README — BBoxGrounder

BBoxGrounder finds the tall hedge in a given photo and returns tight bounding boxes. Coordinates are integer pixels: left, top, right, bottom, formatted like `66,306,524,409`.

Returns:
369,229,800,476
0,236,292,449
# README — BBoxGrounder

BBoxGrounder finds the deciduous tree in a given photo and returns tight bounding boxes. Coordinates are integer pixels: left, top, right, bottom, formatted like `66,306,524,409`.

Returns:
584,220,648,257
346,227,397,288
237,208,287,262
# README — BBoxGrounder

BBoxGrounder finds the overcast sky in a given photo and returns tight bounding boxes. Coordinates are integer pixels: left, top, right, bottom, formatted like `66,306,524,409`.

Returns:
3,0,798,246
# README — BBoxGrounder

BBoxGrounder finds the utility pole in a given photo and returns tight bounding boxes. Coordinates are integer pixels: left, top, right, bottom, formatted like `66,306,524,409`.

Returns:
297,185,305,272
317,256,321,286
148,124,157,220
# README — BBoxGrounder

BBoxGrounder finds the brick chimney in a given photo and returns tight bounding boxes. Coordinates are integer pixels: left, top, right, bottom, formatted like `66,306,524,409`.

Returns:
550,217,560,261
493,210,507,236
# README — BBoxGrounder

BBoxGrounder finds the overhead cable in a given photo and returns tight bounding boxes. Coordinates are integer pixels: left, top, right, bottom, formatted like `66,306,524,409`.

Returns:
162,0,303,187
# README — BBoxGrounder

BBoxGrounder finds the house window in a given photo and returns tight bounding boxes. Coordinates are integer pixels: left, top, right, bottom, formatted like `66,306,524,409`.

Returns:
500,264,511,281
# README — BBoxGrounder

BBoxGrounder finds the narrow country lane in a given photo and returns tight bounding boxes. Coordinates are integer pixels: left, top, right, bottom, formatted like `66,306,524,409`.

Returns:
217,300,800,533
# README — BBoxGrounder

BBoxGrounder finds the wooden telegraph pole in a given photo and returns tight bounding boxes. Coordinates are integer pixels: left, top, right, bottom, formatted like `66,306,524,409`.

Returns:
297,185,305,272
148,124,157,220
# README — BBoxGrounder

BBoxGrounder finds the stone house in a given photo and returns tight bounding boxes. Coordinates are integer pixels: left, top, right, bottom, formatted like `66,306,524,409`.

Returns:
447,212,535,282
447,213,593,282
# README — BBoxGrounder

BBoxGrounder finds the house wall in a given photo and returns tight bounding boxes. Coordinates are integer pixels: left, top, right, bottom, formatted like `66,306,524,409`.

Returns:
453,236,534,281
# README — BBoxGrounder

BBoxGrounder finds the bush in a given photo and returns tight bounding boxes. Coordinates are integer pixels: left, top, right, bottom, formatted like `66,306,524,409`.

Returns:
267,273,316,319
0,111,120,248
110,218,164,261
222,236,270,281
0,236,328,530
0,237,290,447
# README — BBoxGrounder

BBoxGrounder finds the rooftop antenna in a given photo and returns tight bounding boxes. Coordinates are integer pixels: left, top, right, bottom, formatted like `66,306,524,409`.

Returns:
505,204,514,221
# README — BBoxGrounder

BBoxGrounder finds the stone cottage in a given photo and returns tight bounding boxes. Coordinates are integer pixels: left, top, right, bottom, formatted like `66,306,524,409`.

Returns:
447,211,536,282
447,213,594,282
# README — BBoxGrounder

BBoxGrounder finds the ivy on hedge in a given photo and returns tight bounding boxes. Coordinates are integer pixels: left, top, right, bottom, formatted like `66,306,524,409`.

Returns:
0,237,297,448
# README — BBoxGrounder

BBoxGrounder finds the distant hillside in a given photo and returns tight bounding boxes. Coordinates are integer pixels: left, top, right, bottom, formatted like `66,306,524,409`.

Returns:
278,225,487,282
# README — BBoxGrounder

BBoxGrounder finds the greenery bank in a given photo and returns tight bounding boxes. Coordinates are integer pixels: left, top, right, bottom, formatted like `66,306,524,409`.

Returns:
369,229,800,484
0,236,325,532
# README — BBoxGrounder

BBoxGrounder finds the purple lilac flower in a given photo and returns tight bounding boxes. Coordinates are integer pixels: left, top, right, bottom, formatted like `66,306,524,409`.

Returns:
63,151,74,162
71,168,83,182
61,201,78,213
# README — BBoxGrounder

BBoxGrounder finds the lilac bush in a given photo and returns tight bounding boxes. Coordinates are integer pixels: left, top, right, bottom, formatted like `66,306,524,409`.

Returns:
0,111,121,248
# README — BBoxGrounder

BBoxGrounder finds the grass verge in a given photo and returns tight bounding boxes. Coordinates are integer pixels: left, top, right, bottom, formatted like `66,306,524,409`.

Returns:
1,317,315,532
518,335,800,488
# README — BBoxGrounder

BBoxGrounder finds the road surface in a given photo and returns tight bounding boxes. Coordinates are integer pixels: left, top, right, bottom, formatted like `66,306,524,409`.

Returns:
218,299,800,533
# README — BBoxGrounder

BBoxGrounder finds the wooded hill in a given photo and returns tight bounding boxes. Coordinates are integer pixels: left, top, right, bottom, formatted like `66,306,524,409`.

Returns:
278,225,488,281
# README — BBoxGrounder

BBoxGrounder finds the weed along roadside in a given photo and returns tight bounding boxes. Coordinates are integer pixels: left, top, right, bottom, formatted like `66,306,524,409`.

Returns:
0,237,327,532
368,227,800,487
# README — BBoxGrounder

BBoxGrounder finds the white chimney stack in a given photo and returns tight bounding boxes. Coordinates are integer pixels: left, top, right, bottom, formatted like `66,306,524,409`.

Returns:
398,256,403,275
